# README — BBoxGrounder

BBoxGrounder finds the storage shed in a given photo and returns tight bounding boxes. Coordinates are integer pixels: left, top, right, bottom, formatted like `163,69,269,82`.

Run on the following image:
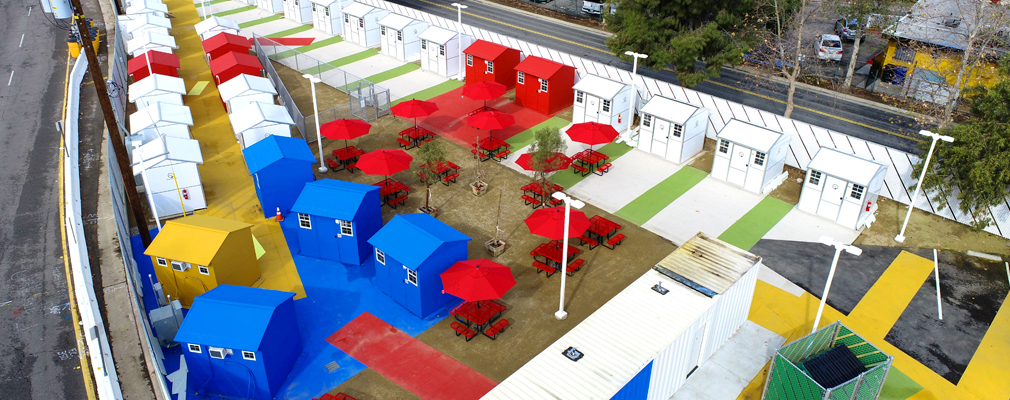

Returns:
368,213,471,319
201,32,252,62
283,0,312,24
243,135,317,219
711,119,791,194
229,102,296,149
209,51,264,85
798,148,887,230
125,13,172,40
309,0,351,35
125,0,168,17
131,135,206,219
378,14,428,62
129,102,194,140
419,26,472,78
463,40,521,88
258,0,284,14
514,56,576,115
176,285,301,400
637,95,709,165
218,74,277,114
129,74,187,110
127,50,180,81
127,31,178,57
286,179,382,265
483,232,761,400
572,74,631,132
195,16,241,41
341,2,388,48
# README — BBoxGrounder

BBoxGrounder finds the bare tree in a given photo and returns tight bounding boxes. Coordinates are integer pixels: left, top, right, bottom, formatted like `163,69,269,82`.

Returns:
761,0,820,118
832,0,898,89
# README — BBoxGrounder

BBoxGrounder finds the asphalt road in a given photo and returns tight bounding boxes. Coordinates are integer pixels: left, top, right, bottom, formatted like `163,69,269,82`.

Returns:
0,1,87,399
388,0,924,153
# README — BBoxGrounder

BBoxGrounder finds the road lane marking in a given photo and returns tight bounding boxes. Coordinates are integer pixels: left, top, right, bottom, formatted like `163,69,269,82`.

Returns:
20,34,25,48
8,71,13,86
28,6,32,16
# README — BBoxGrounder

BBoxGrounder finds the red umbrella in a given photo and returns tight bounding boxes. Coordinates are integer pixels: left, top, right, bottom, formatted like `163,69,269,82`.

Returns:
440,259,516,303
515,152,572,172
566,122,620,151
320,119,371,150
356,149,413,179
468,110,515,141
391,99,438,131
525,206,590,240
462,81,507,111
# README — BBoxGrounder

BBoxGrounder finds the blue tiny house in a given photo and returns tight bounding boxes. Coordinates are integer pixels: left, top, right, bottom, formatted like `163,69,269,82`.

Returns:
243,135,317,218
286,179,381,265
367,213,471,318
175,285,301,400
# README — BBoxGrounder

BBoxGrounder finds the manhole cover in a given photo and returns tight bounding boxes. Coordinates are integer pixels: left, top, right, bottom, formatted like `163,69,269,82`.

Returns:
325,361,340,373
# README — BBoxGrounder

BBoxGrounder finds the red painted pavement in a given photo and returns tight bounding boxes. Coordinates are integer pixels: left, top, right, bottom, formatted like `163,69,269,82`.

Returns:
250,37,315,47
413,87,559,147
326,312,498,400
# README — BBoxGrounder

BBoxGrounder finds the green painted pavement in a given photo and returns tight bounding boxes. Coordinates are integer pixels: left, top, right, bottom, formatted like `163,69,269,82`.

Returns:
215,5,255,17
615,166,707,226
878,367,923,400
505,117,569,151
239,14,284,29
550,143,634,189
266,24,314,38
717,196,793,250
390,80,464,106
208,0,230,4
337,64,419,91
300,49,378,75
272,36,344,60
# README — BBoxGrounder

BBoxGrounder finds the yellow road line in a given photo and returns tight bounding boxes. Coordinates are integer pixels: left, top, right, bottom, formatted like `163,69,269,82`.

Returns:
58,53,98,400
416,0,612,55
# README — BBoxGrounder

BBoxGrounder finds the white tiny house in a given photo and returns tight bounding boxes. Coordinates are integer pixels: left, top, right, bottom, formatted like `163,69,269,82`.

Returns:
637,95,709,164
711,119,791,194
125,13,172,40
131,136,207,218
218,75,278,114
798,148,887,230
572,74,631,132
258,0,284,14
419,26,471,78
127,31,178,57
229,102,296,149
342,2,388,49
309,0,351,35
378,14,428,62
282,0,312,24
194,16,240,41
129,103,194,143
129,74,187,110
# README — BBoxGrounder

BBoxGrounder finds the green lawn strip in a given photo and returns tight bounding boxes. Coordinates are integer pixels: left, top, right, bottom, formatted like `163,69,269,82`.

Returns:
505,117,570,150
272,36,345,60
390,80,464,106
266,24,314,38
337,64,419,91
239,14,284,29
215,5,256,17
300,49,378,75
615,166,707,226
877,367,923,400
716,196,793,250
208,0,231,4
550,143,634,189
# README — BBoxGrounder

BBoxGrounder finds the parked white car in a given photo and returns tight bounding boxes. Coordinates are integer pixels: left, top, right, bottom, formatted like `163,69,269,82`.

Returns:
815,34,843,61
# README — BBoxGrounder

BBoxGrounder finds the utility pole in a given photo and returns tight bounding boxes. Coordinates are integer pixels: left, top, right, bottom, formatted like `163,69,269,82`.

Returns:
70,0,153,247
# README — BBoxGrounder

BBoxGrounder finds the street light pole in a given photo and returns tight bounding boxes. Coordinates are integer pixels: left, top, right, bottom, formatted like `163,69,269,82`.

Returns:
451,3,467,82
812,236,861,333
303,74,328,173
895,130,954,242
623,51,647,144
551,191,584,320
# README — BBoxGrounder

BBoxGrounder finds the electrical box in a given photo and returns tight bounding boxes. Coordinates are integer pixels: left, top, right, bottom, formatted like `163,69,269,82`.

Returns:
150,300,184,347
41,0,73,19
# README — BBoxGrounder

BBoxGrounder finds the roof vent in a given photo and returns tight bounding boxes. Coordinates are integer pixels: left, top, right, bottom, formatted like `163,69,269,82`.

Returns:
562,347,584,362
943,18,961,28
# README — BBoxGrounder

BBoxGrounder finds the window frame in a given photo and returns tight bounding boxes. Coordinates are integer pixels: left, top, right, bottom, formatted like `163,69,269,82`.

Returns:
188,344,201,353
397,30,403,41
808,170,822,185
338,220,353,236
375,248,386,265
156,257,167,267
718,139,730,154
753,151,766,166
242,351,256,361
344,14,348,23
358,18,364,28
466,54,472,66
486,60,494,73
406,267,418,286
517,71,525,84
421,40,426,50
575,91,583,103
643,114,652,127
298,213,312,229
439,45,445,56
539,78,548,92
602,99,611,112
198,265,210,275
894,44,916,63
850,184,865,200
381,26,386,36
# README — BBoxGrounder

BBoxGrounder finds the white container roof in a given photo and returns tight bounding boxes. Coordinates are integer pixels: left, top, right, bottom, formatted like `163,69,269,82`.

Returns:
229,102,295,132
716,119,786,152
129,103,194,134
654,232,761,296
379,14,417,31
126,13,172,32
484,232,760,400
572,74,628,100
128,74,187,102
218,75,278,102
343,2,377,18
419,26,457,44
127,31,178,54
131,135,204,174
125,0,168,15
807,147,887,186
641,95,700,124
195,16,240,37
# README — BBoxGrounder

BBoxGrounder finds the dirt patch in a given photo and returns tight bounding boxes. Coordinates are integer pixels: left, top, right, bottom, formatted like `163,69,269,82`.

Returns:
768,166,805,205
855,197,1010,256
687,138,715,173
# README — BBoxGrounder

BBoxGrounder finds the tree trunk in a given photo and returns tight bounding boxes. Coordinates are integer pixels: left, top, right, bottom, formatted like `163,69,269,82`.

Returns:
785,16,806,119
942,34,977,126
842,34,862,89
784,73,799,118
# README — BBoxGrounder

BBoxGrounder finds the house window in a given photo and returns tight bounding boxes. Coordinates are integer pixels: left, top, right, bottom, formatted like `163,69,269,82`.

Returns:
539,78,548,92
381,26,386,35
397,31,402,41
406,267,417,286
198,265,209,275
672,124,683,137
718,139,730,154
421,40,427,50
466,54,472,66
576,91,583,103
188,344,201,353
294,0,298,5
344,14,348,23
808,170,822,185
894,44,916,63
311,4,315,11
517,71,525,84
602,99,611,112
242,351,256,361
850,184,865,200
358,18,364,28
338,220,353,236
486,60,493,73
375,248,385,265
325,8,329,16
439,45,445,55
643,114,652,127
753,151,766,166
156,257,167,266
298,213,311,229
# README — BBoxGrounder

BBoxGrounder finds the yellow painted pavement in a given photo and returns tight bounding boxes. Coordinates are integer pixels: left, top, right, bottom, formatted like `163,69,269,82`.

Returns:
166,0,304,299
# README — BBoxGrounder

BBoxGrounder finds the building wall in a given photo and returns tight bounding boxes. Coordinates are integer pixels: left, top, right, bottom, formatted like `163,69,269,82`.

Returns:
150,257,217,308
183,343,272,399
465,48,521,88
214,228,261,289
882,39,1000,89
351,189,382,265
418,240,468,318
259,298,301,396
516,67,575,115
253,159,313,218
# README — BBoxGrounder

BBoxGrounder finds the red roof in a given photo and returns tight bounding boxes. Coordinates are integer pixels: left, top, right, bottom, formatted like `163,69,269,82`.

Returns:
514,56,571,79
463,40,513,61
209,51,263,73
127,50,180,73
202,32,251,53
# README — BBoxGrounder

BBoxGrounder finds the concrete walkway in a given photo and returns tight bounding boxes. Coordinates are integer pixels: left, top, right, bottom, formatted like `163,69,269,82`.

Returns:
643,177,765,245
673,321,785,400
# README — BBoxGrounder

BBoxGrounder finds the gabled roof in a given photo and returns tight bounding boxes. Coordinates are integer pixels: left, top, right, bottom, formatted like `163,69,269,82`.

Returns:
890,0,1010,51
174,285,295,351
367,213,470,268
419,26,457,44
379,14,417,31
131,135,204,173
127,50,180,74
209,51,263,74
144,215,251,266
716,119,787,152
218,75,277,102
125,0,169,15
229,102,295,132
291,179,379,221
194,16,240,37
640,95,700,124
308,0,344,6
129,103,193,134
515,56,571,79
572,74,628,100
343,2,379,18
201,32,251,54
243,136,317,174
127,31,178,54
807,147,886,186
463,40,513,61
128,74,187,101
125,13,172,33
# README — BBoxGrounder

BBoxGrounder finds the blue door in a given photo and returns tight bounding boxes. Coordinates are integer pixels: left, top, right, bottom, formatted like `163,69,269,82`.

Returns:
611,360,652,400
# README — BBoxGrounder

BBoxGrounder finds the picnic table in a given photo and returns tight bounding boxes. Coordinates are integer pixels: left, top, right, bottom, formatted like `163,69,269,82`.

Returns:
533,240,580,267
397,126,434,149
473,137,511,162
468,105,498,116
571,149,611,177
449,300,510,340
520,181,564,208
329,146,365,172
578,215,625,250
419,161,461,186
372,178,410,208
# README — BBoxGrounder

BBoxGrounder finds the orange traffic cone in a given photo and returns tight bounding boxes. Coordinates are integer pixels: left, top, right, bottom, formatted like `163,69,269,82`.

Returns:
275,207,284,222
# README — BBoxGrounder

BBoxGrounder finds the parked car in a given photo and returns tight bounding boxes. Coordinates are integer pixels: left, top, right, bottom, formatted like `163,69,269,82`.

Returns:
815,34,843,61
743,44,805,69
835,18,866,41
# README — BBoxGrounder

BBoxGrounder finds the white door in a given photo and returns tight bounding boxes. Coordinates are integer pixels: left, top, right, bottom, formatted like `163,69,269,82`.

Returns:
687,322,708,377
283,0,293,19
817,176,847,221
387,29,399,59
437,47,447,76
727,145,750,187
320,8,333,34
651,119,669,158
585,96,600,123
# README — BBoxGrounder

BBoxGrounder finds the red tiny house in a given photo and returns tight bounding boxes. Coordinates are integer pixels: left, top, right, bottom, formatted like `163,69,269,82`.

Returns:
514,56,575,115
128,50,180,81
463,40,521,89
202,32,252,61
209,51,264,85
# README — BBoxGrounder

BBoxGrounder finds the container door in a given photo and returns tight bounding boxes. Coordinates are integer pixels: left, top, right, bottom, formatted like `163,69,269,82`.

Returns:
651,119,669,158
727,144,750,187
817,176,847,221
